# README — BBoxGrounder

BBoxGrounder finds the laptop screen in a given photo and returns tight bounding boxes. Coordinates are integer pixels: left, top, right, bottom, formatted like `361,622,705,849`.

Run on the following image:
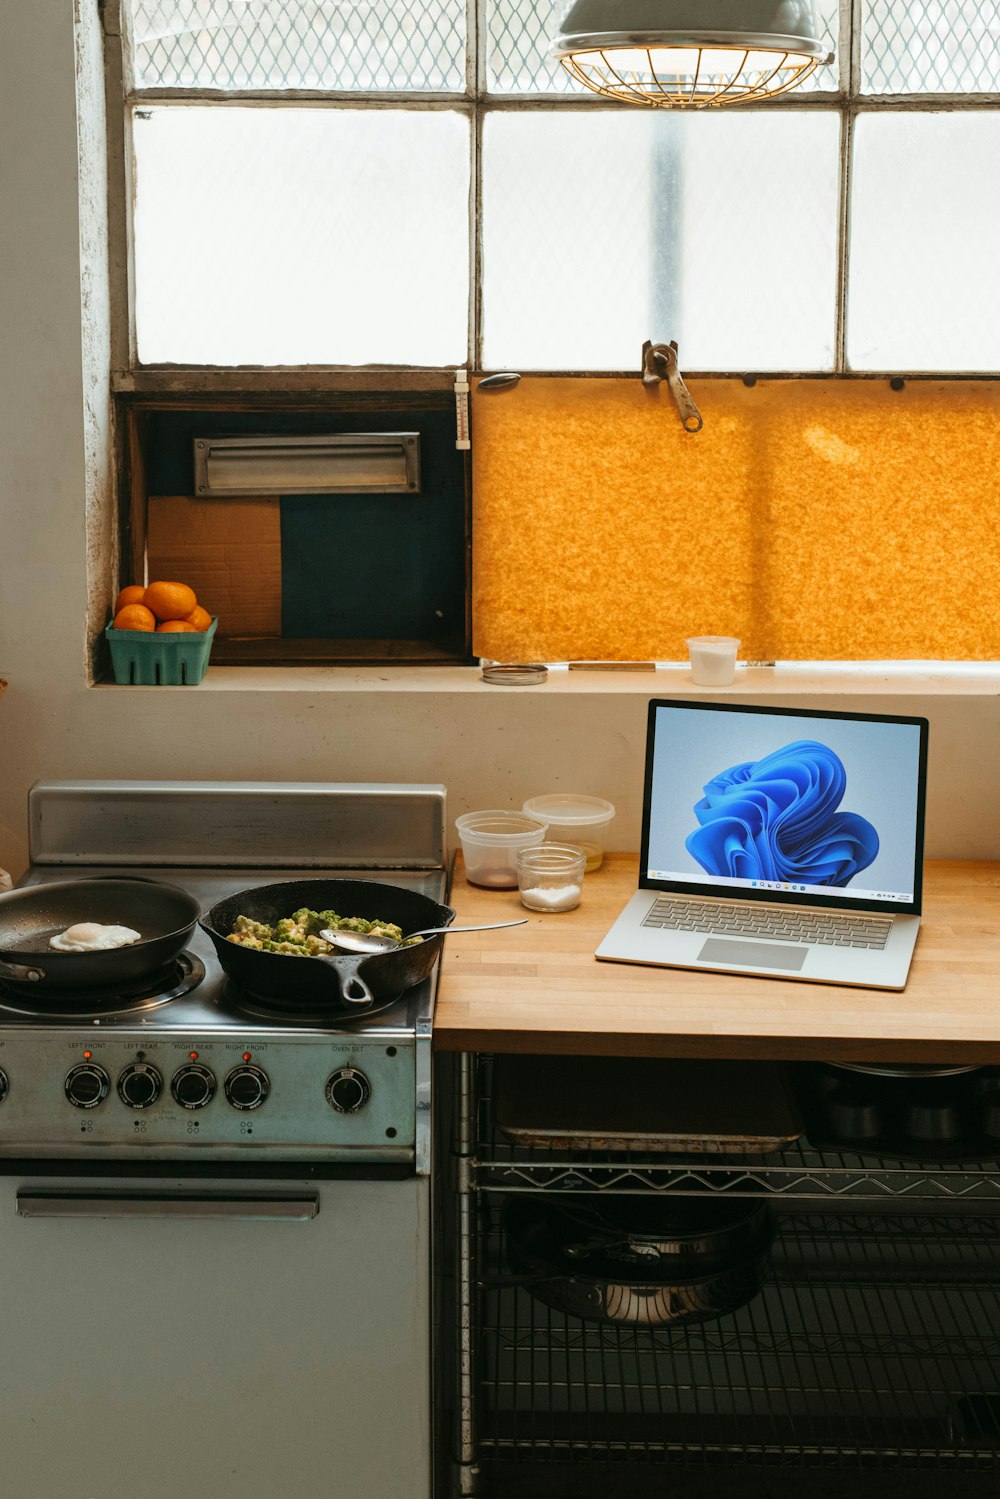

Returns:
639,701,928,915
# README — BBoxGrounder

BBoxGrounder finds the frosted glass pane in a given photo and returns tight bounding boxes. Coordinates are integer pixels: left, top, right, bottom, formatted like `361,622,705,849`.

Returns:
486,0,840,94
482,111,840,371
862,0,1000,93
848,113,1000,370
127,0,466,92
133,108,470,365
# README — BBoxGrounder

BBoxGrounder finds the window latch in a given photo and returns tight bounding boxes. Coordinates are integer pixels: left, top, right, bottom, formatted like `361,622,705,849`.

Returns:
641,340,703,433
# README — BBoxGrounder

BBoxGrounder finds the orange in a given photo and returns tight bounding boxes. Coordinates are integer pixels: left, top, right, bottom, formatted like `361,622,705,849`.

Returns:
144,581,198,622
156,620,197,633
114,585,146,613
185,604,213,632
113,604,156,632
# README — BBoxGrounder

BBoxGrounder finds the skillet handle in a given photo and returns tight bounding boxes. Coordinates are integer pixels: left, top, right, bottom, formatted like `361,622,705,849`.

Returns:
0,958,47,983
313,954,375,1010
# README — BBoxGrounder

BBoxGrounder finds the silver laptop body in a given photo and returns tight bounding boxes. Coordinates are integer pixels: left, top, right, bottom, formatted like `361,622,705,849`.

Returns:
596,700,929,992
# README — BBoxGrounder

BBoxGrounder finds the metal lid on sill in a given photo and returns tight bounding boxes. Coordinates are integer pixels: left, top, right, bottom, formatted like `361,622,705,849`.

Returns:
481,663,548,686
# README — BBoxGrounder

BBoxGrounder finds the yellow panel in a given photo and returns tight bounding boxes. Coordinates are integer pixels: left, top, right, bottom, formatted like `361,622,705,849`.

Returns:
147,495,282,639
472,378,1000,661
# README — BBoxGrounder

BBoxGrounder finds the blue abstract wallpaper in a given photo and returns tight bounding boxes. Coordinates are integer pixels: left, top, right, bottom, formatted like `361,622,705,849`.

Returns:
685,740,879,888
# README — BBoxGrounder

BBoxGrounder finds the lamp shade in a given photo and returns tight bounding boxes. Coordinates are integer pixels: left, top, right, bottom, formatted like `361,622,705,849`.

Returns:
550,0,834,106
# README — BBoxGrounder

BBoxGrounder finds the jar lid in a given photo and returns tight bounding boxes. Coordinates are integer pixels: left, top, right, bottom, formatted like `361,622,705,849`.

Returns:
456,810,548,843
522,794,616,826
482,663,548,686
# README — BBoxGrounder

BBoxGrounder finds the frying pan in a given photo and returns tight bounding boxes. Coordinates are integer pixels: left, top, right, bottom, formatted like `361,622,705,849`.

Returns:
0,879,202,993
200,878,456,1014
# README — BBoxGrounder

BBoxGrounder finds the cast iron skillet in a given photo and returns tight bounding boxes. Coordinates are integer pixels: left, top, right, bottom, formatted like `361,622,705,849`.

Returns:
200,878,456,1015
0,878,201,993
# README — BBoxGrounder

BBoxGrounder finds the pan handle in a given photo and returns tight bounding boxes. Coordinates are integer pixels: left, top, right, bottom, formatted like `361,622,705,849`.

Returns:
313,954,375,1009
0,959,46,983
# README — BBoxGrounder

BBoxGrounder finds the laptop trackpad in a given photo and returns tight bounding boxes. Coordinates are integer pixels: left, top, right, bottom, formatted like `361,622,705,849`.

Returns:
697,938,808,971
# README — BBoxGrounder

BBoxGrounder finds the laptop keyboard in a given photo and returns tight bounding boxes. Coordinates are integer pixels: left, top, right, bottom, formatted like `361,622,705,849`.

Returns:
642,898,893,950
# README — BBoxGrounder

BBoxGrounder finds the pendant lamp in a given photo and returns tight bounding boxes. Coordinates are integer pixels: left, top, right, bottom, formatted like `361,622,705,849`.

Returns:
550,0,834,106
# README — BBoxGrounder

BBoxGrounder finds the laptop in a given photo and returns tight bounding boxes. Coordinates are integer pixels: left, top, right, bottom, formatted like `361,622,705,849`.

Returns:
596,700,929,990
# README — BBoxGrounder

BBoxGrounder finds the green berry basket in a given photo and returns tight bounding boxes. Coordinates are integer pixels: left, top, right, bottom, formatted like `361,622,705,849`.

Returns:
105,618,218,686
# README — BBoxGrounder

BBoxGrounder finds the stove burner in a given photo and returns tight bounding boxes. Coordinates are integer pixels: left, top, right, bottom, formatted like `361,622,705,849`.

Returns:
226,979,406,1025
0,952,206,1020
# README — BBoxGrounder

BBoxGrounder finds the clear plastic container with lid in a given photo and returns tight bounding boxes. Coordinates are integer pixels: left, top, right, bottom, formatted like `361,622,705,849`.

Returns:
521,794,616,872
455,810,547,889
516,843,586,912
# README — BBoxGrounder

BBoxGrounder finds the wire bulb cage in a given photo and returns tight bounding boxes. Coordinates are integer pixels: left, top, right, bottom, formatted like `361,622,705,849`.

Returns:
551,0,834,108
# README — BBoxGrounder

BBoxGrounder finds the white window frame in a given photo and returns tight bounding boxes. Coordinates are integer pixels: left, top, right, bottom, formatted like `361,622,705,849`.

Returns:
102,0,1000,386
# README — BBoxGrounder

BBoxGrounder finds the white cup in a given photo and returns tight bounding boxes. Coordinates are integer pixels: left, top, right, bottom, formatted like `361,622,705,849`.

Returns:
685,635,741,687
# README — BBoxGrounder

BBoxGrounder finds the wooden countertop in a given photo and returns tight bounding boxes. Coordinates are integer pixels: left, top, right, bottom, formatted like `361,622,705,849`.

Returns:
433,855,1000,1062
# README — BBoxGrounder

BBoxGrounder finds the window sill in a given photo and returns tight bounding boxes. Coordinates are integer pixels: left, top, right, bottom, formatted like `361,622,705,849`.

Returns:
91,662,1000,695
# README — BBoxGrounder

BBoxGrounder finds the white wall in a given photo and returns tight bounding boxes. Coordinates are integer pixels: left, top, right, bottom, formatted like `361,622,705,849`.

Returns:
1,3,998,882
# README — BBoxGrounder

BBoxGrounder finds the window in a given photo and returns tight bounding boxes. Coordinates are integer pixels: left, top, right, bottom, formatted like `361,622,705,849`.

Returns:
114,0,1000,375
104,3,1000,671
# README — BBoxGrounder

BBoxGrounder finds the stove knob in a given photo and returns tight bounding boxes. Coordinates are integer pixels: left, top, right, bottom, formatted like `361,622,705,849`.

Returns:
325,1067,371,1114
65,1063,110,1110
0,1069,8,1104
224,1065,269,1112
117,1064,162,1110
171,1064,216,1110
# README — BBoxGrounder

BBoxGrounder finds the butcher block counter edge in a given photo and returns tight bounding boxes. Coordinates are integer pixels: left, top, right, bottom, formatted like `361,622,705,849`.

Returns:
433,855,1000,1063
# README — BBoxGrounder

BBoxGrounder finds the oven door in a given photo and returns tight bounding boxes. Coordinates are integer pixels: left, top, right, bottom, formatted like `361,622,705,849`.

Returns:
0,1173,429,1499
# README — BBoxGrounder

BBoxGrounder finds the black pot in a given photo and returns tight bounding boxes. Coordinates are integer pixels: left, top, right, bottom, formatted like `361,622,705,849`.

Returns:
545,1195,773,1278
0,878,201,994
505,1195,774,1328
827,1061,982,1080
200,878,455,1015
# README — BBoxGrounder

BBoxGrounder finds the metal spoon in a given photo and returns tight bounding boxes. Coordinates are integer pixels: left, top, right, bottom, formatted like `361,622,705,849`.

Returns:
319,918,527,956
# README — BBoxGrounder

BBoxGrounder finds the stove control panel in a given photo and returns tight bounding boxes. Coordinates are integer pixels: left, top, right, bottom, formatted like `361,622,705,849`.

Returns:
0,1032,415,1160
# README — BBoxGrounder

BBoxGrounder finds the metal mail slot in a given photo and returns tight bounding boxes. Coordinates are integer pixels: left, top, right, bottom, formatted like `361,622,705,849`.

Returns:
193,433,420,496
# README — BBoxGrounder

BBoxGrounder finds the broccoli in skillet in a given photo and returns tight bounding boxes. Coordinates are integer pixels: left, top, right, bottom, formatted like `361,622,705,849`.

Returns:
224,906,422,954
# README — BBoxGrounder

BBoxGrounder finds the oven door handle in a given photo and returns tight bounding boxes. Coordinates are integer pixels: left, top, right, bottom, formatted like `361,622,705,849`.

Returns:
15,1191,319,1221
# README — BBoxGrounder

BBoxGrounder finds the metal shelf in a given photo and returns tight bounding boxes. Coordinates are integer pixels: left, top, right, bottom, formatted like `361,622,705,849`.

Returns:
475,1063,1000,1202
476,1211,1000,1471
476,1137,1000,1202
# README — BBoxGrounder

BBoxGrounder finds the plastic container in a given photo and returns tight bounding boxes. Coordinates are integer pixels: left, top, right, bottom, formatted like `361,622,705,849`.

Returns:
516,843,586,912
106,618,218,686
455,810,547,889
521,794,616,873
685,635,741,687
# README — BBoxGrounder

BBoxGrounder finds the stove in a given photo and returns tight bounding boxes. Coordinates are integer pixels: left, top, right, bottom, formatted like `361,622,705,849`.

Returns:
2,781,449,1168
0,781,446,1499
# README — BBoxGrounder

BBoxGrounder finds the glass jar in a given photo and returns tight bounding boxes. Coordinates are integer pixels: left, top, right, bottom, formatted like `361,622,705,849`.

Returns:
515,843,586,912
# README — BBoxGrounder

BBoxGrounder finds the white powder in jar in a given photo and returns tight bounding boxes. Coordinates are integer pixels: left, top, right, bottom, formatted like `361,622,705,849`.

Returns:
520,883,581,912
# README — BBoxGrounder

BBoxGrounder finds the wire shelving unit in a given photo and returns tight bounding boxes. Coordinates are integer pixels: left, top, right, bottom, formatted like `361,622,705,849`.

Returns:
452,1056,1000,1497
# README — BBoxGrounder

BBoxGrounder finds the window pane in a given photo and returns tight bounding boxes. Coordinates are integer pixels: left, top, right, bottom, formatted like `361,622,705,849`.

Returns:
861,0,1000,93
482,111,840,371
127,0,466,92
848,113,1000,370
486,0,841,95
133,107,470,364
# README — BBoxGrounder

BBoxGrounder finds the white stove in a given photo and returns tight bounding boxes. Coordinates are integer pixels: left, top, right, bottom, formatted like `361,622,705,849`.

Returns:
0,781,447,1499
